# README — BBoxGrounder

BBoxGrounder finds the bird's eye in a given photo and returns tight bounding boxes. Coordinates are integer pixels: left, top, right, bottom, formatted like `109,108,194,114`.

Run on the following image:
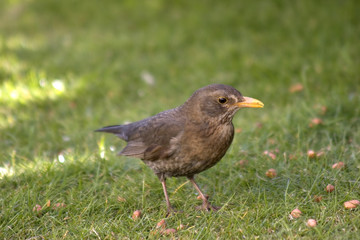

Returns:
218,97,228,104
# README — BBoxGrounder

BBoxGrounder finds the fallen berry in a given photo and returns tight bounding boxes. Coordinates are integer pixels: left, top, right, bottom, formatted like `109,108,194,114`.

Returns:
332,162,345,169
349,200,360,205
162,228,177,235
263,150,276,160
290,208,302,218
32,204,42,213
266,168,277,178
309,118,323,127
306,219,317,227
307,150,316,159
268,152,276,159
325,184,335,193
344,200,360,209
132,210,142,220
156,219,166,229
53,202,66,209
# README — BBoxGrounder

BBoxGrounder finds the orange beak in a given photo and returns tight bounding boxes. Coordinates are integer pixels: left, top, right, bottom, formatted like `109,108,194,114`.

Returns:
235,96,264,108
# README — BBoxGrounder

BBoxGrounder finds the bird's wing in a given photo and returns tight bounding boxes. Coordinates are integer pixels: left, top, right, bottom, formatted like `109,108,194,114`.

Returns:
142,126,183,161
119,109,185,161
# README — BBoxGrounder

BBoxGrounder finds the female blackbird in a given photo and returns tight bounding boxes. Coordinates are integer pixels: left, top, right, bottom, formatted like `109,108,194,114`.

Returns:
96,84,263,214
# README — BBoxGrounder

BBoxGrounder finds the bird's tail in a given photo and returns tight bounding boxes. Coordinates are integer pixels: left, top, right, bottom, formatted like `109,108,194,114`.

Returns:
95,125,128,141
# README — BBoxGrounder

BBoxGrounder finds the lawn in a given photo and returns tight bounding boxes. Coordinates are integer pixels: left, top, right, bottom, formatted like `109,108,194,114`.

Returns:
0,0,359,239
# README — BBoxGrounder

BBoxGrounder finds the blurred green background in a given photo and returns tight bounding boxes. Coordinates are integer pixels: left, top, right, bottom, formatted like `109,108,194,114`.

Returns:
0,0,359,239
1,0,358,160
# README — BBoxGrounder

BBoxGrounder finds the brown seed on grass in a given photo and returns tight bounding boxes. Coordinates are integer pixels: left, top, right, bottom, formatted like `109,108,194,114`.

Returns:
306,219,317,227
311,118,323,125
325,184,335,193
332,162,345,169
32,204,42,212
156,219,166,229
290,208,302,218
309,118,323,127
151,227,177,236
263,150,276,160
53,203,66,209
162,228,177,235
132,210,142,220
266,168,277,178
268,152,276,160
307,150,316,159
344,200,360,209
313,195,323,202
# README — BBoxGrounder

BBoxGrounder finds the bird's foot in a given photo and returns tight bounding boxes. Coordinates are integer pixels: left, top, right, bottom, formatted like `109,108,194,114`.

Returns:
166,207,183,217
196,202,221,212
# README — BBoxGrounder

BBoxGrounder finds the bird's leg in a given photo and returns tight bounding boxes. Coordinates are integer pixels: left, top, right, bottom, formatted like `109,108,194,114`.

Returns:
159,175,176,216
188,176,220,211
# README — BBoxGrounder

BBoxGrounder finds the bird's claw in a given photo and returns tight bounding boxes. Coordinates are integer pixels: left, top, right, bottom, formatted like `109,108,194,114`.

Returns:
166,207,183,217
196,202,221,212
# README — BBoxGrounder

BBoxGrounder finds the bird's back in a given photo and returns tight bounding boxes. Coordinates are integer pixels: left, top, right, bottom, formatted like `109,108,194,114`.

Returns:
96,106,186,160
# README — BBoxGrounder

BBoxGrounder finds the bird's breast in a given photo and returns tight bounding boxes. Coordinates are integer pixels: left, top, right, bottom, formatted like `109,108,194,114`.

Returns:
143,121,235,178
171,122,234,176
185,122,234,161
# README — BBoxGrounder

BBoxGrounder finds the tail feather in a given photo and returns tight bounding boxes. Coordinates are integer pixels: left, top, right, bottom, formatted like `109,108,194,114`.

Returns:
95,125,128,141
95,125,122,133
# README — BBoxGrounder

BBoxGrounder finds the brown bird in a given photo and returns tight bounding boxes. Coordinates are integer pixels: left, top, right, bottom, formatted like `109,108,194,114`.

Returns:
96,84,263,214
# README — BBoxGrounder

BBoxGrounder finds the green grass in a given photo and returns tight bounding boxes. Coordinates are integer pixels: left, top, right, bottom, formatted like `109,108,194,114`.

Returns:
0,0,359,239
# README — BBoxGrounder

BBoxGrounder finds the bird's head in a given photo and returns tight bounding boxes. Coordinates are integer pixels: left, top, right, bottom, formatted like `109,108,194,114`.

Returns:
184,84,264,123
